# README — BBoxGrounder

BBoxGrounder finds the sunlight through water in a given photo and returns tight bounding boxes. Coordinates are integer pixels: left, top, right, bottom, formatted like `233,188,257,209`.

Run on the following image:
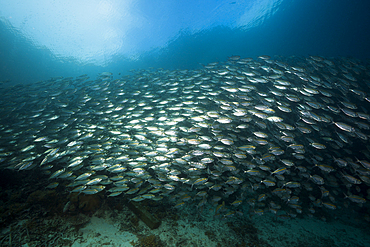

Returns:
0,0,282,66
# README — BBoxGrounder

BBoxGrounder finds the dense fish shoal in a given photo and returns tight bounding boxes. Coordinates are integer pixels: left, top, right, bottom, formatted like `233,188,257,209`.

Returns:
1,55,370,222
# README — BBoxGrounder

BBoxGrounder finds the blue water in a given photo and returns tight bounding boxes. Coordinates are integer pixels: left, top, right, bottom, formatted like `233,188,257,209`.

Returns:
0,0,369,85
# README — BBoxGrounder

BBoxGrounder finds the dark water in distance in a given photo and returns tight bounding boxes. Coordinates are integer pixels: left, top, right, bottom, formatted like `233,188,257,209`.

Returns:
0,0,369,85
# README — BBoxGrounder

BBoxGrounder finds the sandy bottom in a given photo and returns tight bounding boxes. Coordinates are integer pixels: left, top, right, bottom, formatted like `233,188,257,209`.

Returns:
69,204,370,247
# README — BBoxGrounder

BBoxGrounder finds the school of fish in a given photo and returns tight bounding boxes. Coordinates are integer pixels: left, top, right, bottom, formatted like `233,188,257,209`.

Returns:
1,55,370,220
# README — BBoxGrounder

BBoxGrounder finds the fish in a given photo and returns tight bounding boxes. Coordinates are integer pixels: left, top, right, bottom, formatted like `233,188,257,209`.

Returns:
1,55,370,224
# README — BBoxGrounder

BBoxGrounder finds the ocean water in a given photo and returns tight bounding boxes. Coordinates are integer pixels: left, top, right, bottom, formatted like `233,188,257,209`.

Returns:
0,0,369,84
1,1,370,247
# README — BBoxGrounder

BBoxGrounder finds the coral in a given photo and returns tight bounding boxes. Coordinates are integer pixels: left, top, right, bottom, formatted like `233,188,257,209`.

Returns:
26,189,65,214
79,194,101,212
0,202,26,228
130,215,140,228
69,192,102,214
135,234,163,247
27,190,56,204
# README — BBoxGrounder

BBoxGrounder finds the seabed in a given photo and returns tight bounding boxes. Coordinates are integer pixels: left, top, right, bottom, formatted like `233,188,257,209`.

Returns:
0,172,369,247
